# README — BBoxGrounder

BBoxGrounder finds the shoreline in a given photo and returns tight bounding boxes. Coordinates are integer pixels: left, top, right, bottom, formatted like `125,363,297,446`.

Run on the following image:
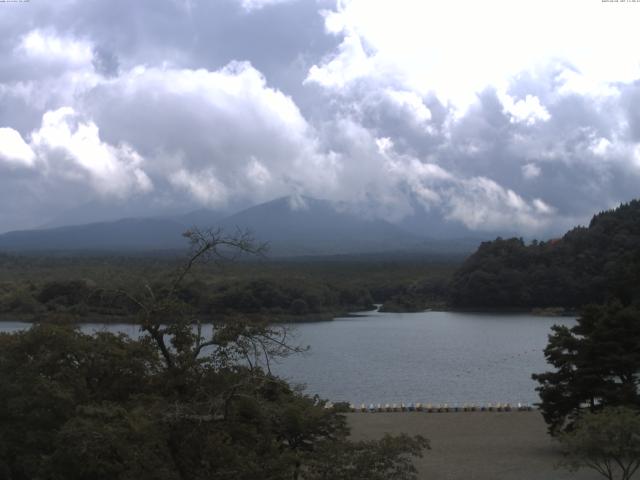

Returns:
0,305,577,324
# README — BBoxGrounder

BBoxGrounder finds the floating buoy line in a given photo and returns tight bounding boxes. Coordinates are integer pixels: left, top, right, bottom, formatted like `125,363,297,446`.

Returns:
324,402,535,413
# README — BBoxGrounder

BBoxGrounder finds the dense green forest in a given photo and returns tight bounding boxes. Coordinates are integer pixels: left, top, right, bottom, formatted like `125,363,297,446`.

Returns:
449,200,640,309
0,253,456,322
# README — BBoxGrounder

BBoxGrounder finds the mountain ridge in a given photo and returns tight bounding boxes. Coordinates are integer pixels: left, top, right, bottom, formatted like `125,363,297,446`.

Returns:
0,195,481,256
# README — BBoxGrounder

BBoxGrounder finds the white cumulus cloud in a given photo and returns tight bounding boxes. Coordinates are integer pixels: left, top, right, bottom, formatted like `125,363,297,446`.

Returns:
308,0,640,111
500,94,551,125
238,0,297,12
17,29,93,66
4,107,153,197
0,128,36,167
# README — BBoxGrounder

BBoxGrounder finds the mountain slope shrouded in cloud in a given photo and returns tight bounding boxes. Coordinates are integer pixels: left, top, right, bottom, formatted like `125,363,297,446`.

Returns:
216,195,420,255
0,196,471,256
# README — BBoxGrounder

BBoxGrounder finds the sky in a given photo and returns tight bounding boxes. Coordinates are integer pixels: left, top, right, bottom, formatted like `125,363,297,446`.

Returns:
1,0,639,235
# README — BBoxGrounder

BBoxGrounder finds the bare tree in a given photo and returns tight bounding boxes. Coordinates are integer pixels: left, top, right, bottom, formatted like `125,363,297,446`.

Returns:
118,227,305,374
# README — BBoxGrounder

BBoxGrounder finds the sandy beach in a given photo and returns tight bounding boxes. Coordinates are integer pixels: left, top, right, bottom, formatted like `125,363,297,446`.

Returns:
347,411,601,480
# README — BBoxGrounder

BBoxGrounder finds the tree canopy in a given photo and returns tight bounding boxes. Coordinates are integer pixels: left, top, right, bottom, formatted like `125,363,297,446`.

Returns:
558,406,640,480
449,199,640,309
532,302,640,435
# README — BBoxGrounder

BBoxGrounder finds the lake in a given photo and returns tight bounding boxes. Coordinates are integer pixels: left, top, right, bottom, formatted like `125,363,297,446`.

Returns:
0,310,573,406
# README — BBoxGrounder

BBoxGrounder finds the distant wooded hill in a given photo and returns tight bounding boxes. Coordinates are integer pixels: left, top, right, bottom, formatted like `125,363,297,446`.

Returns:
449,199,640,309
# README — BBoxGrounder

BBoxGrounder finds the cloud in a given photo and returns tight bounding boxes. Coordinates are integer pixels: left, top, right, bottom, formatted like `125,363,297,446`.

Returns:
383,147,554,232
17,29,93,66
308,0,640,110
0,0,639,236
385,89,432,127
31,107,152,197
500,94,550,126
312,117,556,232
245,157,272,187
1,108,152,198
288,192,309,210
238,0,298,12
170,168,229,207
86,61,341,205
0,128,35,167
444,177,554,232
306,31,377,89
522,163,541,180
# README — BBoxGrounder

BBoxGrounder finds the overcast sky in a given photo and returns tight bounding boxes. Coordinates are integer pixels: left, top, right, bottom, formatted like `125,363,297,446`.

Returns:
1,0,639,235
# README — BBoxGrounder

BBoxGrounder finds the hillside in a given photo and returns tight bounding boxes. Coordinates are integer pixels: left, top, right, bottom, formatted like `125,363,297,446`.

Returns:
216,196,422,256
0,196,430,256
449,200,640,309
0,218,191,251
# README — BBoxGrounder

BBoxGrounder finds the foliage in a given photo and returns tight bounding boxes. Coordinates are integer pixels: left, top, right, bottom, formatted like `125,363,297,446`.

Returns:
305,434,430,480
0,325,161,479
532,302,640,434
0,250,460,319
37,279,95,306
449,199,640,308
379,277,449,312
206,277,374,317
558,406,640,480
0,228,428,479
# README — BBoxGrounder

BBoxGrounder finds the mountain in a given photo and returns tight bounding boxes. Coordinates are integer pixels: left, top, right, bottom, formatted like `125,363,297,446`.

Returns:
449,199,640,309
37,199,188,230
0,218,191,251
168,208,223,228
0,206,228,252
0,196,424,255
216,196,421,256
0,195,480,256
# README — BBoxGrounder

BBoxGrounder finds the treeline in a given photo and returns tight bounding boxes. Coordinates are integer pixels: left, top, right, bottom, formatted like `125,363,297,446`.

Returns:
377,277,449,312
0,277,373,322
0,258,457,321
449,200,640,309
194,278,375,318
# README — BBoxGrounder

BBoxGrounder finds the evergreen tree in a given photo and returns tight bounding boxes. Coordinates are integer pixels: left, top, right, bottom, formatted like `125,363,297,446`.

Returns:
533,302,640,434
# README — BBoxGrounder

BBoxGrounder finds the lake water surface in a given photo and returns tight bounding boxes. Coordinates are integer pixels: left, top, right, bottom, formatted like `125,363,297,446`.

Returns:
1,310,573,406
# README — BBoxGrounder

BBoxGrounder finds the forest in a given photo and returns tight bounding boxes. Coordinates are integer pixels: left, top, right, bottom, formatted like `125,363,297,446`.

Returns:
449,200,640,310
0,251,455,323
